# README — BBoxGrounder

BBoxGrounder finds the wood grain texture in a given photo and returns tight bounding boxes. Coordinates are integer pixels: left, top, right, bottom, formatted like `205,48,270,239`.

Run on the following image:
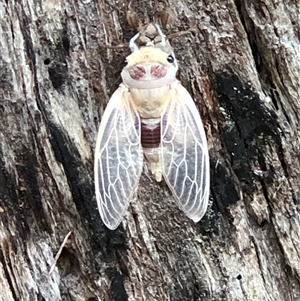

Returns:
0,0,299,300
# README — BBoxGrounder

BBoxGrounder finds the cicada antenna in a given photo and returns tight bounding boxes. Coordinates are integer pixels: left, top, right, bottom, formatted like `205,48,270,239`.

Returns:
153,23,167,49
129,32,141,52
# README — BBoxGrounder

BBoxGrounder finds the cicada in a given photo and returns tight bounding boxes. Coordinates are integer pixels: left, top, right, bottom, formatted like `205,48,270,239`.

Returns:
95,24,210,230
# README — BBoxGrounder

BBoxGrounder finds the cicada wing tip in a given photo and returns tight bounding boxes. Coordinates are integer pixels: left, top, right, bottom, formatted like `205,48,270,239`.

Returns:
187,205,209,223
189,213,204,223
105,222,121,231
102,215,122,230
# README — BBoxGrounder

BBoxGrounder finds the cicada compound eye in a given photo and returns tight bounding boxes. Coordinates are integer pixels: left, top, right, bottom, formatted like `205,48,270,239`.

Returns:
121,59,128,68
167,55,174,63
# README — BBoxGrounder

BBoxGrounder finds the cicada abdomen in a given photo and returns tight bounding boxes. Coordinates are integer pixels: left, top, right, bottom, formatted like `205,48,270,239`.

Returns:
94,24,209,229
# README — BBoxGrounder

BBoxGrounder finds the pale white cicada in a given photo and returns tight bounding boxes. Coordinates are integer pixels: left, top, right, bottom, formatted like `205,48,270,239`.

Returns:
95,24,210,230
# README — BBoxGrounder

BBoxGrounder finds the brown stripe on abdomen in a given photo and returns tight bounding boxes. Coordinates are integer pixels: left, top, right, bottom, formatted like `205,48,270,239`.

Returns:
141,118,161,148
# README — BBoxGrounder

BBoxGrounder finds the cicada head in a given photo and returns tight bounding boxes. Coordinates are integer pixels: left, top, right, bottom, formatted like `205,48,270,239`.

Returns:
121,47,178,89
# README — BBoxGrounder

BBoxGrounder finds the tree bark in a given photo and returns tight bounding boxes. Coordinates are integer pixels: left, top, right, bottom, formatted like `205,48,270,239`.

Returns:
0,0,299,300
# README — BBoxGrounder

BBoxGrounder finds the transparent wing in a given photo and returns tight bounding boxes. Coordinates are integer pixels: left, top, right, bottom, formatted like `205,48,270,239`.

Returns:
94,86,143,230
161,83,210,222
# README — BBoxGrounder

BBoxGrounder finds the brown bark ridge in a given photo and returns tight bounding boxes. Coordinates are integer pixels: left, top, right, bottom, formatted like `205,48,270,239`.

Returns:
0,0,299,300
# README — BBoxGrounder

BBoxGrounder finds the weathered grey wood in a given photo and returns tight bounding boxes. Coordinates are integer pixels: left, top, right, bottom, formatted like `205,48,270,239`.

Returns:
0,0,299,300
